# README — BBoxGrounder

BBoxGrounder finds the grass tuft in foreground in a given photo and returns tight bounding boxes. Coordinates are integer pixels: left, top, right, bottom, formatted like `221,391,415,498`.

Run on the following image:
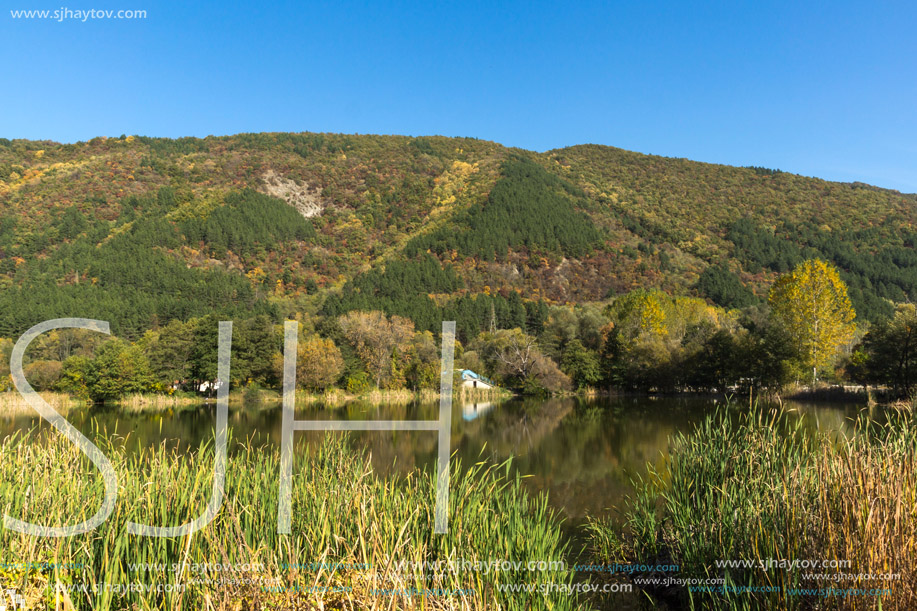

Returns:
0,430,579,610
589,405,917,610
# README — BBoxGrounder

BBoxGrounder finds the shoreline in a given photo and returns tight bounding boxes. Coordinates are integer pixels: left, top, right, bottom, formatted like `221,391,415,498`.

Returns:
0,391,88,417
1,384,906,417
0,386,515,416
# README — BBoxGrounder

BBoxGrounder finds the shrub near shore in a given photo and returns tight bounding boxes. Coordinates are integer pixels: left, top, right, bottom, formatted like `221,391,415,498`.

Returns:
590,406,917,610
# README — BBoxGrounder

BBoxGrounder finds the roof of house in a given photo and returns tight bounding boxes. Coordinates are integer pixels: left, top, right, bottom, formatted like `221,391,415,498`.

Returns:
459,369,496,387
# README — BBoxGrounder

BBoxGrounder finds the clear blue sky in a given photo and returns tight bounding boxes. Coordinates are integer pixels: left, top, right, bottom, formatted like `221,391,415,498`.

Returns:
3,0,916,192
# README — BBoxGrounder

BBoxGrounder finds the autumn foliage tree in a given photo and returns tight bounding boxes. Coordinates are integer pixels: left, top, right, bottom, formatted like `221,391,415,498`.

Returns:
609,289,669,341
338,311,414,388
768,259,856,384
470,328,571,393
296,337,345,391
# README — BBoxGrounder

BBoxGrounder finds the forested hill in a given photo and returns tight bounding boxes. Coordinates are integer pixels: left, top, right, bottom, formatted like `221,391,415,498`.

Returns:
0,133,915,338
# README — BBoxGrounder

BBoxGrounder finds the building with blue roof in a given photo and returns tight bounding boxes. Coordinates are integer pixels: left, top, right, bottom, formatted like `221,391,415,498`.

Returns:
458,369,497,390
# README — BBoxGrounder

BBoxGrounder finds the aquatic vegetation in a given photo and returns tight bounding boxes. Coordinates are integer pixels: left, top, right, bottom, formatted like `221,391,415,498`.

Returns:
0,431,578,610
591,406,917,609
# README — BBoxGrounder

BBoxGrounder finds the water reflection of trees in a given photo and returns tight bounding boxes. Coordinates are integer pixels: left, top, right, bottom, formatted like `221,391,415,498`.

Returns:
781,400,858,441
0,397,868,523
445,397,703,520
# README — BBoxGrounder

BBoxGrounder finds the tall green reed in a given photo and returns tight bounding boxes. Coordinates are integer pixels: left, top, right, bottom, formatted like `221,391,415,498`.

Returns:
0,427,579,610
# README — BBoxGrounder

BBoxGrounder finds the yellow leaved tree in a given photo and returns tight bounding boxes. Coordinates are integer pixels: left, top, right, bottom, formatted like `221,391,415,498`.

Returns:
610,289,669,341
768,259,856,385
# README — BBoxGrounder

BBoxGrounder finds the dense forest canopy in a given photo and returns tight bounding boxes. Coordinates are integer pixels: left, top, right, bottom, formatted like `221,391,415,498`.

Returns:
405,156,604,261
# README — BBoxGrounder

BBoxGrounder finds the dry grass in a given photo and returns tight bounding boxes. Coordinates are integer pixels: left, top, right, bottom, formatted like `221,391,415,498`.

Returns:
294,386,513,409
3,386,515,416
0,391,86,417
591,405,917,610
117,393,202,412
813,416,917,608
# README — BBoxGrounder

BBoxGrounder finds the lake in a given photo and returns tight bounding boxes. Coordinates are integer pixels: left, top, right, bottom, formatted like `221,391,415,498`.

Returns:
0,396,868,525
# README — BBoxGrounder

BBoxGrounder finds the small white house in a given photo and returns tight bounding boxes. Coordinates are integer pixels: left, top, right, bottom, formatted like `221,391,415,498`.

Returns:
459,369,496,390
198,379,224,393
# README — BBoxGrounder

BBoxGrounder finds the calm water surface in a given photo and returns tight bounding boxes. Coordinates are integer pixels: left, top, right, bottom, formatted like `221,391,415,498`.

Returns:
0,396,867,524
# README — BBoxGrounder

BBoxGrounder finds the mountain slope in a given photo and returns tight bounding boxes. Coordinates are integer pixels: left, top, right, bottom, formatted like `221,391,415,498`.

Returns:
0,133,915,337
549,144,917,318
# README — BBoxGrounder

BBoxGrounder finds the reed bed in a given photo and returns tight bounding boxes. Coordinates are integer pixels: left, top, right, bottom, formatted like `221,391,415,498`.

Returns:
293,387,513,409
306,388,432,407
117,393,202,412
589,405,917,610
454,386,513,402
0,429,578,610
0,391,85,417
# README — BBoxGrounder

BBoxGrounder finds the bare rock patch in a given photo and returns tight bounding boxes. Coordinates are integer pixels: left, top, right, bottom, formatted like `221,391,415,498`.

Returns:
261,169,324,218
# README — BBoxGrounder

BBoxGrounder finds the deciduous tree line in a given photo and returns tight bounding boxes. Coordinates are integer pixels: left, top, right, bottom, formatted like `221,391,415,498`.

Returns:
1,259,913,401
